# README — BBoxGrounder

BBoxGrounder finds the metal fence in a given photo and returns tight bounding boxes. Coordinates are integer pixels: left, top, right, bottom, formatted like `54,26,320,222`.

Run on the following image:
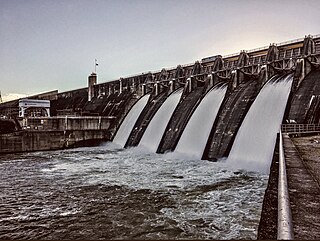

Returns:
281,124,320,134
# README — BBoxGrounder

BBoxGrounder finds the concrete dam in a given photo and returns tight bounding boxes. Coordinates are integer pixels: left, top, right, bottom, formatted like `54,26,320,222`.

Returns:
1,35,320,169
1,35,320,239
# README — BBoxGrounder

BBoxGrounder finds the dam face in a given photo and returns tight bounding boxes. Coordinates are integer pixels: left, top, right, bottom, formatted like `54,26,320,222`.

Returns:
227,74,294,173
157,86,206,154
111,35,319,173
174,83,227,159
125,91,168,148
202,78,261,160
113,94,150,147
1,35,320,241
1,35,320,172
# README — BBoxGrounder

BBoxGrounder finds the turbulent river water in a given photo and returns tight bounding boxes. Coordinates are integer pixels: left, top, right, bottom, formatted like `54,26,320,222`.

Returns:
0,143,268,240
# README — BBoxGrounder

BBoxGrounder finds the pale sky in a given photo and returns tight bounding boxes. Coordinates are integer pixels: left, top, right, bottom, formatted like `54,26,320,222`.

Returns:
0,0,319,101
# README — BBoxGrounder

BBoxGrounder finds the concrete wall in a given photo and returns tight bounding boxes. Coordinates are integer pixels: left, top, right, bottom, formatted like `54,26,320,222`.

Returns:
124,91,168,147
22,116,113,131
157,86,206,153
0,129,110,153
0,117,114,154
288,69,320,124
203,78,261,160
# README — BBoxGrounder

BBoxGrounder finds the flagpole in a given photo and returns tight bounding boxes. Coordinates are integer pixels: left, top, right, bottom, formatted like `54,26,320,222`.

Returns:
94,59,97,73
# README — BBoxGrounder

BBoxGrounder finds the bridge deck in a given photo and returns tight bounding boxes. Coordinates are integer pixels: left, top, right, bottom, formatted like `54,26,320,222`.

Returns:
283,134,320,239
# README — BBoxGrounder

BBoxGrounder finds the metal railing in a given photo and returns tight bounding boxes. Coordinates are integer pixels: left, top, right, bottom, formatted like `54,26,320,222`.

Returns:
24,116,114,119
278,130,294,240
223,34,320,59
98,34,320,86
281,124,320,134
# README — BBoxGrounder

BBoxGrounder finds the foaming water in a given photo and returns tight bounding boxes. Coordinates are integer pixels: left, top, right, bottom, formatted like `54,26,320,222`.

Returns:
175,84,227,159
0,143,267,240
139,89,183,152
227,74,293,173
113,94,150,147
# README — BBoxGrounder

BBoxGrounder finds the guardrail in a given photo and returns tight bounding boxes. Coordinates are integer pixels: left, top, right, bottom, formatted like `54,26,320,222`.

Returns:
278,130,294,240
281,124,320,133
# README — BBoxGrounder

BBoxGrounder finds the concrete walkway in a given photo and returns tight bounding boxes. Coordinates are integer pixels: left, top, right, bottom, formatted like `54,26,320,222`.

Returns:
283,134,320,239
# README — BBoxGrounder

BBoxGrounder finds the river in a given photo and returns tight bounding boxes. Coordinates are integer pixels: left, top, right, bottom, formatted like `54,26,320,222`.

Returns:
0,142,267,239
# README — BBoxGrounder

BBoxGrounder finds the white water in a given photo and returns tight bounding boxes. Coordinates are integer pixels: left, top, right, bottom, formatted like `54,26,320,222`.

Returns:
139,89,183,152
13,143,268,240
227,75,293,173
113,94,150,147
175,85,227,159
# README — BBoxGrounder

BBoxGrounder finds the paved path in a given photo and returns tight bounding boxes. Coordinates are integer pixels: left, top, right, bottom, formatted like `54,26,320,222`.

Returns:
283,134,320,239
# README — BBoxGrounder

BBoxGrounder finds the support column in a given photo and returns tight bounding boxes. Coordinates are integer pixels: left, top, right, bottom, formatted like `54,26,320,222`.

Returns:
119,78,123,94
261,65,268,84
65,116,68,130
169,79,175,93
231,70,238,90
108,85,112,95
142,84,146,95
45,108,50,117
155,81,160,95
19,107,25,118
131,79,136,92
188,77,192,92
207,74,213,87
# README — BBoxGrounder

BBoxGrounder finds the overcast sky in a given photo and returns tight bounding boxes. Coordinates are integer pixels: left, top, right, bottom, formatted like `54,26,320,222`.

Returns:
0,0,319,101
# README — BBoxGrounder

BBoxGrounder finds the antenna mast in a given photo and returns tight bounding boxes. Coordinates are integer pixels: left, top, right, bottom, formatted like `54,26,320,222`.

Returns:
94,59,98,73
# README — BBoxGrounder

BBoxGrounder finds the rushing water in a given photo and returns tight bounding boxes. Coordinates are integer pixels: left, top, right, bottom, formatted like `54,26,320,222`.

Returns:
175,84,227,159
139,89,183,152
113,94,150,147
227,74,293,173
0,143,267,240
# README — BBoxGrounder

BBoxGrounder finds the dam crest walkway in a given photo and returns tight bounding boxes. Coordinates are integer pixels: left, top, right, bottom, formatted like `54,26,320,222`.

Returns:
281,125,320,239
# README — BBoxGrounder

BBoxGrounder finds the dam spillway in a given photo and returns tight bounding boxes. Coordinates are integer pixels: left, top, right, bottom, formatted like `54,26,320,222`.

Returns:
1,35,320,240
174,83,227,159
1,35,319,168
202,78,261,160
157,86,206,154
138,89,183,152
227,74,293,173
124,91,168,148
113,94,150,147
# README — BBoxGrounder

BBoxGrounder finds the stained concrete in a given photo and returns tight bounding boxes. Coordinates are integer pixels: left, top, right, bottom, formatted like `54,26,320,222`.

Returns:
0,117,114,154
108,93,138,139
125,91,168,147
0,129,111,154
292,135,320,190
51,88,88,116
203,78,261,160
157,87,205,153
258,134,320,240
257,136,279,240
283,134,320,239
288,69,320,123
